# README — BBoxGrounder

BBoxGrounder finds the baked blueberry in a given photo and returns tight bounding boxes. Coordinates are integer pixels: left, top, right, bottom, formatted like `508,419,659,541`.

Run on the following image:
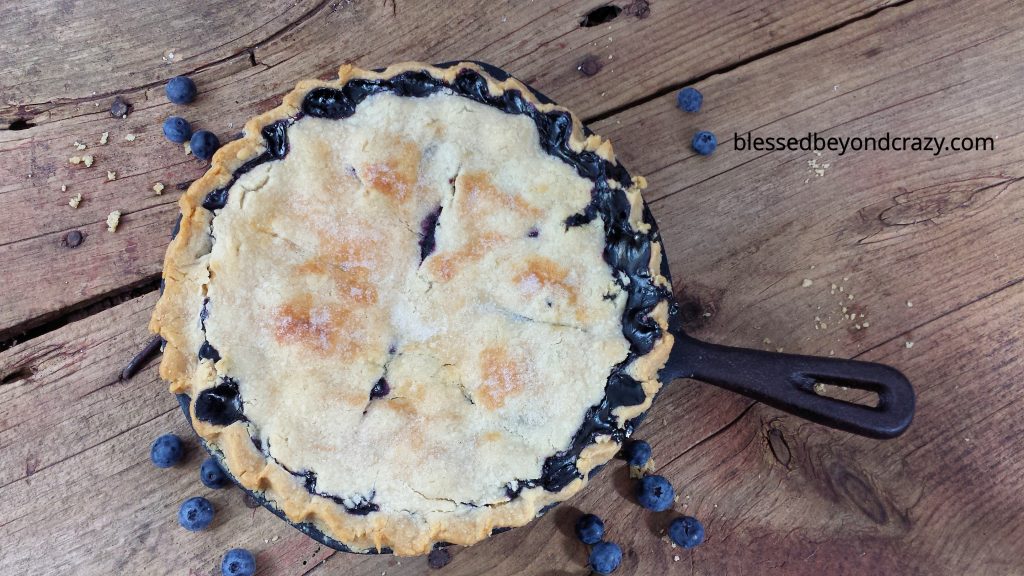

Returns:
166,76,198,105
190,130,220,161
221,548,256,576
636,474,674,511
623,440,651,467
150,433,184,468
589,541,622,574
691,131,717,156
163,116,192,143
178,496,215,531
676,87,703,113
200,456,230,489
575,513,605,545
668,515,704,549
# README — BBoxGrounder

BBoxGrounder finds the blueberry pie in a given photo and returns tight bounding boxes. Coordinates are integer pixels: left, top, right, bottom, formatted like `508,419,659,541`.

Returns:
151,62,673,555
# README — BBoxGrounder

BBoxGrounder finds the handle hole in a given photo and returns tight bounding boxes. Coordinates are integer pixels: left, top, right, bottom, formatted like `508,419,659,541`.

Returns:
812,382,879,408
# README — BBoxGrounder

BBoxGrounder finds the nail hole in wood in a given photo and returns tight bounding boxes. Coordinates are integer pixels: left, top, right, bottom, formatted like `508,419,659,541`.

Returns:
580,4,622,27
1,366,33,385
812,382,879,408
8,118,36,130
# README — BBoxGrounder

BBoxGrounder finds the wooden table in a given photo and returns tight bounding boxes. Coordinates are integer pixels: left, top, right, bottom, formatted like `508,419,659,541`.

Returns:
2,1,1022,574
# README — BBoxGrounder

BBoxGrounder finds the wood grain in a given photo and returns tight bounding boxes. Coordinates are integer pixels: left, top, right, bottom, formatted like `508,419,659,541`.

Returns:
0,0,896,339
1,0,1023,574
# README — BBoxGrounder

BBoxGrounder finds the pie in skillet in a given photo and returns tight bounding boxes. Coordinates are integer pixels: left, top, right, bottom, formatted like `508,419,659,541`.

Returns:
151,61,673,556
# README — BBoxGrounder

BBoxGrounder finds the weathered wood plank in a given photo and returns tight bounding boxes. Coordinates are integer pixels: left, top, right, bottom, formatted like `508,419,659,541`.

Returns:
589,0,1024,363
658,280,1024,576
0,0,897,337
0,0,324,119
1,0,897,125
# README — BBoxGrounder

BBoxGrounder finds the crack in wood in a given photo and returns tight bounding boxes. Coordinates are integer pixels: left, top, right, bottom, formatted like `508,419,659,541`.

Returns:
582,0,915,125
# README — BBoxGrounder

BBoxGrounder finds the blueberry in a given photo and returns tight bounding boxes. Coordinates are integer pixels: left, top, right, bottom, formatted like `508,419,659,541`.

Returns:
221,548,256,576
178,496,215,531
623,440,651,467
636,474,675,512
150,434,184,468
166,76,198,105
691,130,717,156
200,456,230,489
162,116,192,143
589,541,622,574
676,87,703,113
190,130,220,161
668,516,705,549
575,513,605,545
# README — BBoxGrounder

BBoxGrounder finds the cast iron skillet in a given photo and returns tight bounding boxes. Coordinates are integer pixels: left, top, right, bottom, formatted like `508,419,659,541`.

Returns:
169,60,915,554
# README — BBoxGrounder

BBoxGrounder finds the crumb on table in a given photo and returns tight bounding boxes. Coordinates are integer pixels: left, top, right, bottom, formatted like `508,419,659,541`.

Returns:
153,182,165,195
106,210,122,232
68,193,82,208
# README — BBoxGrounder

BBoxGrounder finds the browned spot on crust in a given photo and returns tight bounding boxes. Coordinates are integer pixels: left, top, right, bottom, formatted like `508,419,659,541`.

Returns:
297,238,379,305
514,256,578,307
459,171,540,219
478,346,526,410
427,233,502,282
479,431,503,443
383,397,419,416
272,294,351,353
359,137,421,202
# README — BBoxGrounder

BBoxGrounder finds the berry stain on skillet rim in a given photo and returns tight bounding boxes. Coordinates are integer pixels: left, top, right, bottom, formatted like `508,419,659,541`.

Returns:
157,61,915,555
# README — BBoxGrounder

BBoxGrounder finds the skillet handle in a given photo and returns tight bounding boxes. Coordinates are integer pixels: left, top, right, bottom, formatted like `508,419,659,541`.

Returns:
663,334,915,439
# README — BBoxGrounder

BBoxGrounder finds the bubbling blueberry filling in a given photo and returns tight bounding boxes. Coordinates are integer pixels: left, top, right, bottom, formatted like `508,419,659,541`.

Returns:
194,378,246,426
191,66,670,513
370,378,390,399
418,205,443,262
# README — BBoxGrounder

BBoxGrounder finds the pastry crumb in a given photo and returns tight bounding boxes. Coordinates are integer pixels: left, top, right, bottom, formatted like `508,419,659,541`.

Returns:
106,210,122,232
184,141,192,155
828,349,835,356
83,155,94,167
61,184,67,192
68,193,82,208
801,278,813,287
905,341,914,349
125,134,137,141
100,131,109,145
862,321,869,328
153,182,165,195
69,156,82,165
107,171,117,181
674,555,680,562
74,141,86,151
906,300,913,307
